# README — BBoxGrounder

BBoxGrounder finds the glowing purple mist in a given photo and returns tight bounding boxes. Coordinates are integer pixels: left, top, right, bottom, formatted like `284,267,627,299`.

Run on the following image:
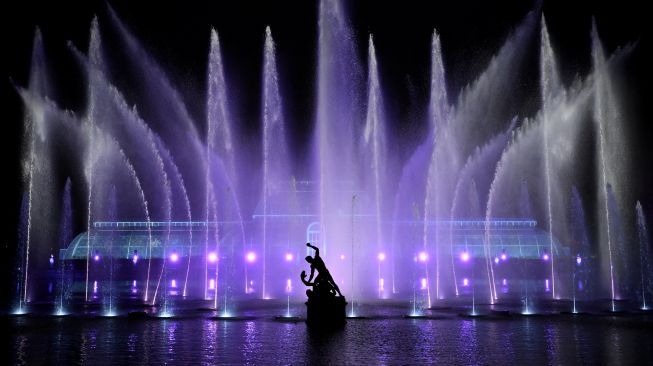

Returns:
14,0,641,317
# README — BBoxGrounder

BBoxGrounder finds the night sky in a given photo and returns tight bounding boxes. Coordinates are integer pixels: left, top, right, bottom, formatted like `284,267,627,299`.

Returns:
1,0,649,307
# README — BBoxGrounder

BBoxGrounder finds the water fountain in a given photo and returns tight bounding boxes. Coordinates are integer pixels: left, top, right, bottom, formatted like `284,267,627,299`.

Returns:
569,186,591,312
636,202,652,310
11,0,646,320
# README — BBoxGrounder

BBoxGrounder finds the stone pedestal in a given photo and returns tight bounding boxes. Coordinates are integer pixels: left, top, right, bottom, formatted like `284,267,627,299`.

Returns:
305,295,347,328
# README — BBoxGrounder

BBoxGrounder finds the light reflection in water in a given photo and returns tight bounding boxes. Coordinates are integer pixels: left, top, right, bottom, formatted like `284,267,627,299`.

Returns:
4,317,653,365
243,321,261,364
165,321,178,361
458,320,479,365
202,319,218,364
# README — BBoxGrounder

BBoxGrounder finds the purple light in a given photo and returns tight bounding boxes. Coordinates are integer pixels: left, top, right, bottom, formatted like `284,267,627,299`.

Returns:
500,252,507,261
340,254,345,260
93,281,98,294
94,254,100,262
208,252,218,263
171,279,177,288
502,278,507,286
463,278,469,287
542,253,549,261
170,252,179,262
286,279,292,293
246,252,256,263
576,255,582,265
378,252,386,261
494,257,499,264
49,254,54,266
418,252,428,262
285,253,294,262
421,278,427,289
545,279,550,291
209,279,215,290
132,254,139,264
460,251,470,262
379,278,385,291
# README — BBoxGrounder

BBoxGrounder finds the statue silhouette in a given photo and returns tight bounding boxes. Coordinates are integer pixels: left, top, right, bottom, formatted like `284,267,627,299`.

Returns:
301,270,336,298
301,242,346,328
305,242,343,296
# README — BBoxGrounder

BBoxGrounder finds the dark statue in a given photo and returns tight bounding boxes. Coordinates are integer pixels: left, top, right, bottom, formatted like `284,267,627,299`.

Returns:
302,243,346,327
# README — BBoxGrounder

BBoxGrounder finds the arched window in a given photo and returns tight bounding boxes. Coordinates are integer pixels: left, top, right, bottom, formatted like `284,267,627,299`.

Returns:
306,222,326,256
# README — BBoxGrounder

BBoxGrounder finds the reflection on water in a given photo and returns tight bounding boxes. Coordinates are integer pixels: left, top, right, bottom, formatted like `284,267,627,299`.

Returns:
4,316,653,365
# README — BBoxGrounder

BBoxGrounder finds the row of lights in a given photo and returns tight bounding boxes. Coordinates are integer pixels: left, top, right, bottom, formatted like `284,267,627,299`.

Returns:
87,249,584,266
458,249,584,264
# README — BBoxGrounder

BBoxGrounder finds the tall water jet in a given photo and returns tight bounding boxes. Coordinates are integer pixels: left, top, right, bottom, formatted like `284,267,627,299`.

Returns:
484,183,498,303
591,20,616,310
15,193,29,312
104,186,117,315
316,0,363,283
610,186,631,296
428,30,449,134
114,147,154,301
208,29,237,192
14,90,80,310
22,139,35,309
483,122,522,303
157,141,193,297
206,30,221,301
261,26,289,299
56,179,73,314
422,29,449,303
519,181,533,309
207,29,242,302
540,15,563,299
211,195,220,309
18,26,53,310
570,186,591,307
636,201,652,310
83,19,101,302
350,195,356,316
207,28,247,279
363,35,386,297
